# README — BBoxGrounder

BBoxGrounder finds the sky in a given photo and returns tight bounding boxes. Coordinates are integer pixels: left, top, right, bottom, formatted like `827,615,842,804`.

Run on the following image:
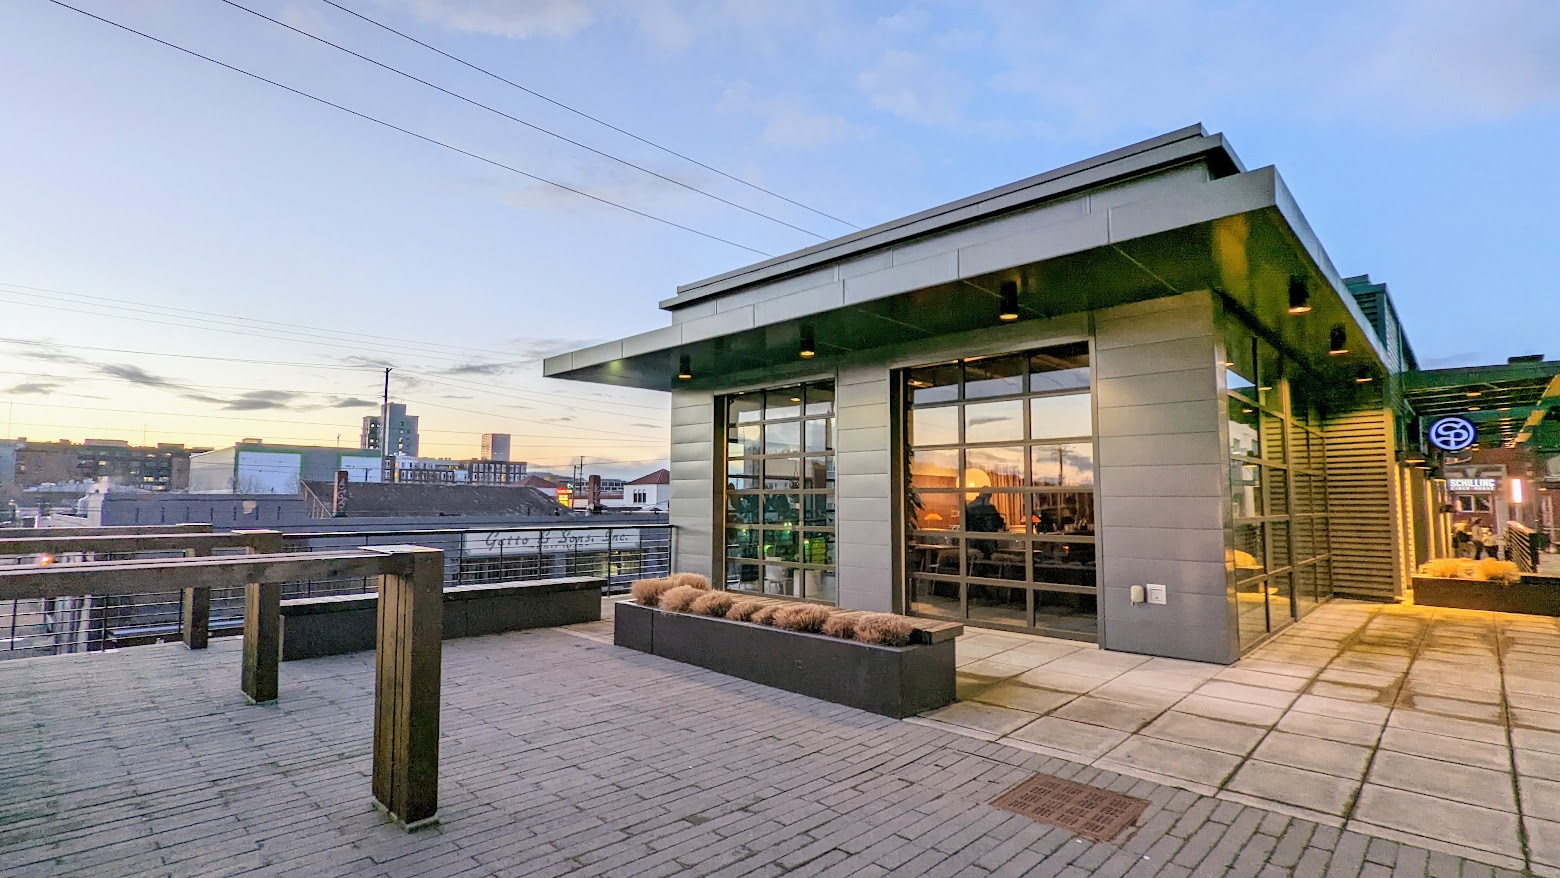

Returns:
1,0,1557,479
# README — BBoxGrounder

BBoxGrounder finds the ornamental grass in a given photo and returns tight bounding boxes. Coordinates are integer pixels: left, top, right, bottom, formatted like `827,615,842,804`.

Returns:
771,604,832,633
689,591,738,617
658,584,706,613
629,577,676,607
852,613,915,647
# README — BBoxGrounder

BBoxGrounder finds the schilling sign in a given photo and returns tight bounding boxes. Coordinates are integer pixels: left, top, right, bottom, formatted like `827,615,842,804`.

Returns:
461,529,640,557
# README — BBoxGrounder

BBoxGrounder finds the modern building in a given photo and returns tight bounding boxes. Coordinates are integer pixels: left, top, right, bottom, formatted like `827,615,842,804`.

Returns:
480,433,511,462
389,456,528,485
546,125,1538,664
361,403,419,457
5,439,197,492
188,441,383,494
466,458,529,486
618,469,672,511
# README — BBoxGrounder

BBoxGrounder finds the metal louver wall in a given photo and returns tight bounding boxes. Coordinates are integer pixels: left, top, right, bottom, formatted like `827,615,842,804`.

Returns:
1322,408,1406,600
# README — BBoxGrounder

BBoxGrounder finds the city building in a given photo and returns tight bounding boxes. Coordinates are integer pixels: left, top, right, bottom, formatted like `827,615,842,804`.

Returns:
546,125,1546,665
466,458,528,486
622,469,671,511
360,403,419,457
480,433,511,462
388,456,528,485
188,441,382,494
4,439,198,492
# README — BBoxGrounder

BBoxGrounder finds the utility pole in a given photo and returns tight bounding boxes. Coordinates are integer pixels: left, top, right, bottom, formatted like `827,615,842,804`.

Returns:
380,367,391,485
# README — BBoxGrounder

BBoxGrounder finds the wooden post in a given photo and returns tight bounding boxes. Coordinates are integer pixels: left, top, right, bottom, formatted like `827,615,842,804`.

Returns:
241,581,281,704
369,546,444,830
181,586,211,650
182,543,215,650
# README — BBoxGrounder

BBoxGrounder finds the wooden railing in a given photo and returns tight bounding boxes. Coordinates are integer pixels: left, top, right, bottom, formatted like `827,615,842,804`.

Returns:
0,542,444,830
0,528,285,650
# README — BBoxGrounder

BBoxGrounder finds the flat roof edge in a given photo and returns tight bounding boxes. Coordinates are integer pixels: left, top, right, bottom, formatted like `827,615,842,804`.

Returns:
662,124,1239,310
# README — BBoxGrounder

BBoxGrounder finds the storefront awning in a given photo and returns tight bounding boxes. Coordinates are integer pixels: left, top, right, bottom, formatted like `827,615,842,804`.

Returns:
1403,358,1560,449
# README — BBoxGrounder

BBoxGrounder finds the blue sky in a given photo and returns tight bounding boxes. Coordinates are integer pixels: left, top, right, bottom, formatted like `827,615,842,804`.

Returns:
2,0,1557,477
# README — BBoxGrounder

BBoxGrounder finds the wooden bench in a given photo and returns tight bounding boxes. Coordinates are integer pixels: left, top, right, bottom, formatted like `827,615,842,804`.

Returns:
281,576,604,660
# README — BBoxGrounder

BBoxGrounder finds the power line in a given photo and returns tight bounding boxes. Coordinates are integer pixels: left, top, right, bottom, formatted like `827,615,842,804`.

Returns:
219,0,832,241
0,291,492,368
0,279,529,360
45,0,775,258
0,336,376,370
317,0,860,232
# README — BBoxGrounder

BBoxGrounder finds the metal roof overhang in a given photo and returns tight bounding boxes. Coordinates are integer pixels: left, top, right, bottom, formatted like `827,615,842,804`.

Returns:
544,165,1390,393
1403,361,1560,449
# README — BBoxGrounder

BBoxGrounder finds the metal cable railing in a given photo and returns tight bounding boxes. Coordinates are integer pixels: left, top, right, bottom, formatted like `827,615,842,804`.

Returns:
0,523,672,661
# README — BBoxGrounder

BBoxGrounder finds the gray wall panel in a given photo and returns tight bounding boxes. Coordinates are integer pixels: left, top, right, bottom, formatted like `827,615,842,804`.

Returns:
1093,293,1235,663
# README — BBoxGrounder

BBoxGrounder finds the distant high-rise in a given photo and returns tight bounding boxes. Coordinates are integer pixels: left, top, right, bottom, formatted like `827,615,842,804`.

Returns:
361,403,420,457
480,433,511,462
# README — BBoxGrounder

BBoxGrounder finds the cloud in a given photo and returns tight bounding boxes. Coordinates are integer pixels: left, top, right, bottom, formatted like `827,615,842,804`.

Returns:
326,396,380,409
719,82,866,151
441,394,476,400
375,0,596,39
858,50,967,127
98,363,184,389
222,390,303,411
629,422,660,429
5,382,60,395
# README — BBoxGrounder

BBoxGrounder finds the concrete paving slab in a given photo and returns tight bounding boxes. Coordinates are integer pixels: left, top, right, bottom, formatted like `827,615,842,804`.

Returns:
1049,696,1163,733
1251,731,1372,779
1366,752,1516,812
1225,759,1358,817
1008,715,1130,759
970,681,1078,714
1350,786,1522,864
1274,709,1383,747
1099,736,1241,787
1377,727,1510,771
1139,711,1269,756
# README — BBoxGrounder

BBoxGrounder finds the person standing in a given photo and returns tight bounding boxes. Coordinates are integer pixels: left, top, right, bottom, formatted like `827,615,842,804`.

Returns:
1481,521,1500,562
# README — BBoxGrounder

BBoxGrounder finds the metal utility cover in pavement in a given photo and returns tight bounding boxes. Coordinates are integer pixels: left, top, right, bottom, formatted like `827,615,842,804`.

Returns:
990,773,1149,843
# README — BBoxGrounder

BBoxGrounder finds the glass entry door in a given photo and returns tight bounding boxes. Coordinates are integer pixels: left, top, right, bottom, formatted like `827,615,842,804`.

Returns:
903,342,1098,640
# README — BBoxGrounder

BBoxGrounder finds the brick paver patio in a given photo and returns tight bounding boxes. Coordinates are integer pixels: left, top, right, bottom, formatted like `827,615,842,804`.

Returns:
919,600,1560,874
0,601,1542,877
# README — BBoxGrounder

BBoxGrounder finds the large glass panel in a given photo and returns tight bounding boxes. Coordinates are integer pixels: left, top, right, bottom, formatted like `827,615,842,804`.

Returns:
913,492,963,531
1030,493,1095,536
902,343,1094,640
965,400,1024,443
1261,413,1286,463
910,575,961,618
1228,397,1260,457
1231,462,1262,518
1263,471,1289,516
968,584,1027,626
1031,443,1094,487
727,457,762,490
732,423,762,457
801,457,832,490
727,494,761,525
762,494,800,524
765,389,802,420
1231,523,1266,580
765,421,801,455
803,493,835,527
910,406,959,447
805,384,834,417
1267,572,1293,629
729,394,762,424
763,457,799,489
964,355,1025,399
965,446,1026,489
1236,577,1268,649
1031,394,1093,440
804,418,832,452
907,363,960,404
909,448,960,490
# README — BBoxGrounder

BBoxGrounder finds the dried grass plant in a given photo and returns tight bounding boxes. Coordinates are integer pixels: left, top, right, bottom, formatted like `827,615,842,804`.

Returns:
772,604,832,633
630,577,676,607
726,599,767,622
690,591,738,617
749,604,782,626
659,584,705,613
820,614,857,639
852,613,916,647
669,572,712,590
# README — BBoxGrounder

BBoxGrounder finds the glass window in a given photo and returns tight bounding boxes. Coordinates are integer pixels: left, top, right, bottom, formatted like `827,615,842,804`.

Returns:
910,406,959,447
903,341,1095,641
1231,523,1266,581
1231,462,1262,518
1031,394,1093,440
907,362,960,405
722,380,836,604
964,399,1024,443
1228,397,1260,457
964,355,1025,399
1030,443,1094,487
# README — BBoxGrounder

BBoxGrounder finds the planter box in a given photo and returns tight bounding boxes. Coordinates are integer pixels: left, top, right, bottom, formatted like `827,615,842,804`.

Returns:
1412,575,1560,617
281,576,603,660
613,601,956,718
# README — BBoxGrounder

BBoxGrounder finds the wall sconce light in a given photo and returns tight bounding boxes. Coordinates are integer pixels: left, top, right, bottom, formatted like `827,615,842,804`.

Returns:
1354,367,1373,384
677,354,692,381
799,326,816,359
998,280,1020,322
1287,276,1312,314
1328,325,1348,355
